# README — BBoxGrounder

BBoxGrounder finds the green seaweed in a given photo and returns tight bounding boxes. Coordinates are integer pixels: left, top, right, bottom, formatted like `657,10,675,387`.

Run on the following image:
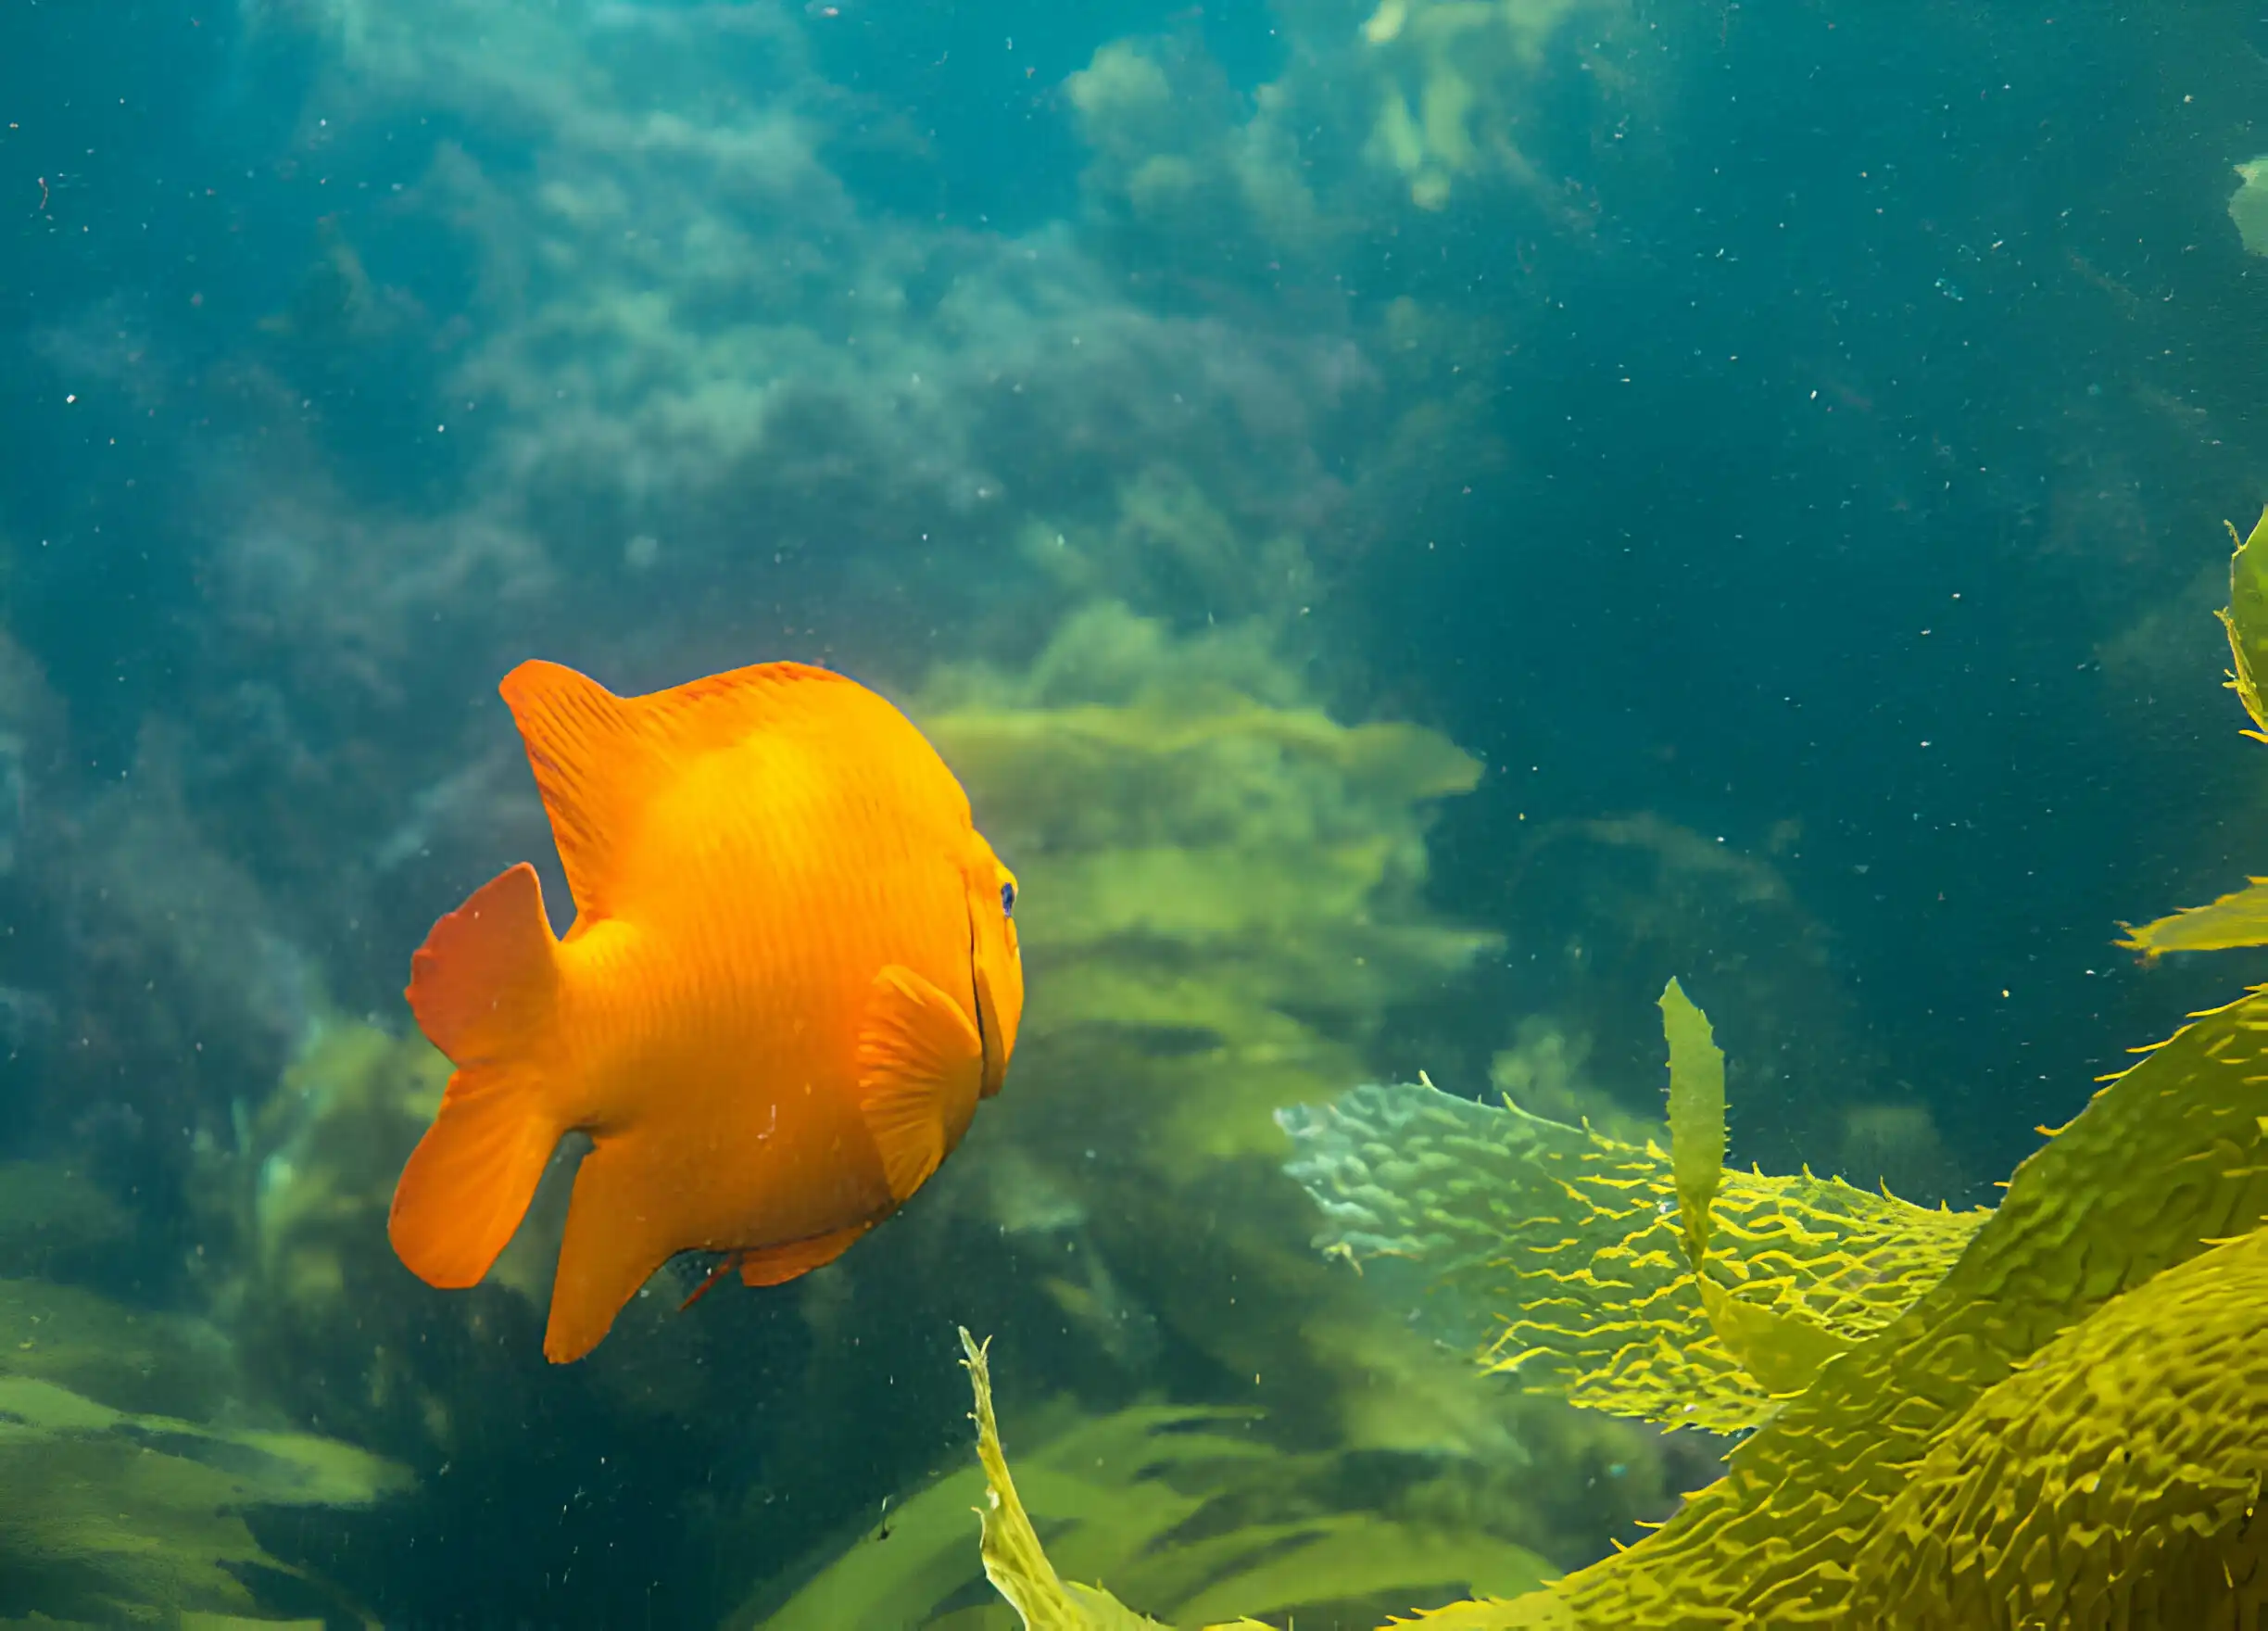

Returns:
761,1331,1549,1629
0,1276,405,1626
899,1330,1547,1631
1281,1076,1984,1434
2123,504,2268,956
968,512,2268,1627
909,601,1559,1470
1657,978,1721,1273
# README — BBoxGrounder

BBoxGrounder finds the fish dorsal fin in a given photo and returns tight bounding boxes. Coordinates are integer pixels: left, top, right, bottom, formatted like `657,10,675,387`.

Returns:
501,659,875,922
499,660,657,922
856,965,985,1203
637,660,864,753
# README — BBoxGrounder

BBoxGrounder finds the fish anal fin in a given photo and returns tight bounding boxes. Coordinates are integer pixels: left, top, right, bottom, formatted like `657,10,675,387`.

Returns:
498,660,653,921
389,1061,560,1290
737,1221,874,1288
544,1137,677,1364
856,965,984,1204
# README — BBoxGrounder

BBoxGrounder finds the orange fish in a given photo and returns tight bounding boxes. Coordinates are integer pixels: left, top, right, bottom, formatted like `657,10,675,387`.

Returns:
386,658,1023,1362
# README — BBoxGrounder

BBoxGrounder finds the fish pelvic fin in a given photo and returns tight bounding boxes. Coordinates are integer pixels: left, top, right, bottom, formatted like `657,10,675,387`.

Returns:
856,965,986,1204
391,863,565,1290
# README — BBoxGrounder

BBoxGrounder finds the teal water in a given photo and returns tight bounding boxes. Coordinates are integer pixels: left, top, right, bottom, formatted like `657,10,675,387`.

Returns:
3,3,2266,1625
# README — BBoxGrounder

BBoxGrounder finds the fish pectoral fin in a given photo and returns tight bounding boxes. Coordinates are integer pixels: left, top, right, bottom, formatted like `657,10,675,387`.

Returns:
736,1221,875,1288
856,964,986,1204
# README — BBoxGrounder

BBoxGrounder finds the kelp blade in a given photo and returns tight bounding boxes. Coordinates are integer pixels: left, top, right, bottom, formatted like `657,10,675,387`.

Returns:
1661,980,1854,1397
1282,1080,1984,1434
959,1327,1172,1630
1848,1223,2268,1625
2118,875,2268,959
1476,982,2268,1625
2118,509,2268,953
2222,503,2268,738
1657,977,1722,1271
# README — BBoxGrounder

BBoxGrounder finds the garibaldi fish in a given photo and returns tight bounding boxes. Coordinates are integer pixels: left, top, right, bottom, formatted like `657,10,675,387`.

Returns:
386,657,1023,1361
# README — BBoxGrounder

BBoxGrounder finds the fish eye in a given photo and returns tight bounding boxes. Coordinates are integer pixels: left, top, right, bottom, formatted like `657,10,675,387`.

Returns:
1000,880,1016,917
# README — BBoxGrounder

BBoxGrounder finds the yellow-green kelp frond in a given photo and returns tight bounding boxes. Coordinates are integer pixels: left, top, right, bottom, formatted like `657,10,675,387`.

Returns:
1480,982,2268,1626
2220,503,2268,739
766,1328,1551,1628
2120,505,2268,956
1846,1222,2268,1626
941,1330,1546,1631
2118,875,2268,959
1660,979,1857,1401
959,1327,1172,1631
1280,1077,1984,1435
1657,978,1722,1271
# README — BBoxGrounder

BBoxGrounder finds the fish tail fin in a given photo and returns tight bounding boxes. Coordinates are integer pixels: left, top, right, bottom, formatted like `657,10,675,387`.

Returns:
390,863,565,1289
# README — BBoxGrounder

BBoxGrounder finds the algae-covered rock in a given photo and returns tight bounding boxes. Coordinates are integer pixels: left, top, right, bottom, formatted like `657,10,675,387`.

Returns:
1342,0,1627,211
0,1279,235,1422
0,1264,404,1625
0,1370,405,1625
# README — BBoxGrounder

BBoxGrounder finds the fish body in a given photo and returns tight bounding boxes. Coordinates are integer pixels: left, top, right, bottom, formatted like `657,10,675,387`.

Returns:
387,658,1022,1361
